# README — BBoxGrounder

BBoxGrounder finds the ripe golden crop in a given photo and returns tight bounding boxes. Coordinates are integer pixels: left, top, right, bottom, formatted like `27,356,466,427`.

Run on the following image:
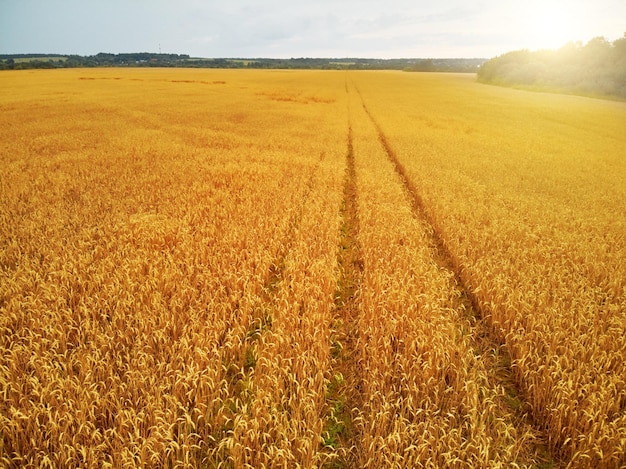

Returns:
1,68,625,468
352,71,626,467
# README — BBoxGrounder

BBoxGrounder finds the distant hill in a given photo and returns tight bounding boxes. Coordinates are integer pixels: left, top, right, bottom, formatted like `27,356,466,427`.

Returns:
0,53,486,72
477,36,626,99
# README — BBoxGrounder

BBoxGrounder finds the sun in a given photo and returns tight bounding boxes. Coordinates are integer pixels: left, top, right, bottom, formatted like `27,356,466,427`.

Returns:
522,1,583,50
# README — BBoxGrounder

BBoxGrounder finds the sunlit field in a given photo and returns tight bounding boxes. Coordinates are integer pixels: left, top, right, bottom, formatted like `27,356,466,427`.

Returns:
1,68,625,468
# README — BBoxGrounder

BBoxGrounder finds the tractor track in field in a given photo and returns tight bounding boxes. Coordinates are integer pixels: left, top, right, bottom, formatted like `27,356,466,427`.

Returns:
217,153,326,350
322,90,364,467
354,85,560,468
216,154,328,458
264,150,327,298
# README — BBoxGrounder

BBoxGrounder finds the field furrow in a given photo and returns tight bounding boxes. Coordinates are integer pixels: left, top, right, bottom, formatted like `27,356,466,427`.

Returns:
355,84,557,467
323,101,365,466
347,80,544,467
351,71,626,467
213,153,329,463
224,142,345,467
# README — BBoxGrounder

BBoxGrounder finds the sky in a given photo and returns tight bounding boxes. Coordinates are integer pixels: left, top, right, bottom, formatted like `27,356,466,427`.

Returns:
1,0,625,58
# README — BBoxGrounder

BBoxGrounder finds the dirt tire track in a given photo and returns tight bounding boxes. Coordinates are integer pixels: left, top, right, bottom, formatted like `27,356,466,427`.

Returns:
217,153,327,349
322,84,364,468
215,154,331,462
354,84,560,468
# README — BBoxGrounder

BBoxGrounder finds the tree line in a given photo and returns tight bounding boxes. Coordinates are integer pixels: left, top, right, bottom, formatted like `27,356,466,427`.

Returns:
0,53,485,72
0,53,191,69
477,36,626,99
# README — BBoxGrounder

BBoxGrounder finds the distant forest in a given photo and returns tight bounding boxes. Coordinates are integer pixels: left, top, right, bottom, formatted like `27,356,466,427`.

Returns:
5,37,625,99
478,36,626,99
0,53,485,72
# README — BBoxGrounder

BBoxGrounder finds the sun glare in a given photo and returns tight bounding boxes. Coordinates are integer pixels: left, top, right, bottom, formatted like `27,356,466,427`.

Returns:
522,1,583,50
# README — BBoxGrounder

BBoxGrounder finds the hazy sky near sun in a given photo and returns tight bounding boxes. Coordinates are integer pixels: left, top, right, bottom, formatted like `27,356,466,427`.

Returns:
1,0,624,58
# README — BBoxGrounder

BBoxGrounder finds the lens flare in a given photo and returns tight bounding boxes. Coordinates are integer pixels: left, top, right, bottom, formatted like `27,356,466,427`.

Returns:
521,1,585,49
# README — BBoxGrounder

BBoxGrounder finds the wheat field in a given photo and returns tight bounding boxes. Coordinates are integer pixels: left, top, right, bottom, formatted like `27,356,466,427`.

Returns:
1,69,625,468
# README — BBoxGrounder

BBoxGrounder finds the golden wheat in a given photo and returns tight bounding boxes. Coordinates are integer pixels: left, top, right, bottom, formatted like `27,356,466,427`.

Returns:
0,68,345,467
1,69,625,468
351,71,626,467
347,81,542,468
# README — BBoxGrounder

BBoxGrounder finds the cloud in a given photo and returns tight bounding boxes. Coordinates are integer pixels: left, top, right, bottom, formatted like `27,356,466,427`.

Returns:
2,0,624,58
